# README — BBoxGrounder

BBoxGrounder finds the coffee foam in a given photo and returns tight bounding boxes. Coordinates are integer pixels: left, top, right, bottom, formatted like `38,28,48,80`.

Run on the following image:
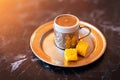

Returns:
54,14,80,33
56,15,77,27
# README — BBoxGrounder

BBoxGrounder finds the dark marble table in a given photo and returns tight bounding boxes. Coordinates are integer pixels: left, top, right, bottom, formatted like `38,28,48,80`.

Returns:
0,0,120,80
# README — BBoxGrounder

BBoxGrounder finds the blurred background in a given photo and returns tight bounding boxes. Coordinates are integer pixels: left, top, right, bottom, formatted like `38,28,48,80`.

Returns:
0,0,120,80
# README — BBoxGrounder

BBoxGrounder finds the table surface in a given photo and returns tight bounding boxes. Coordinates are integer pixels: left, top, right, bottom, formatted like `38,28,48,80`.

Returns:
0,0,120,80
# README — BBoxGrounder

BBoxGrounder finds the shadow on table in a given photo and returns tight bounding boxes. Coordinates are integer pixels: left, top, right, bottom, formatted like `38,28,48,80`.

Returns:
35,53,105,75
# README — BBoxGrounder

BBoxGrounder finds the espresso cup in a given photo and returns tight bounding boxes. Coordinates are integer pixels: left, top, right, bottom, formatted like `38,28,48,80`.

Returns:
54,14,91,49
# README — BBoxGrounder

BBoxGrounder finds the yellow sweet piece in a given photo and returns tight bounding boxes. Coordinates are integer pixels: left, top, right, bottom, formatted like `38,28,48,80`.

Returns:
64,60,77,66
64,48,78,61
76,40,89,57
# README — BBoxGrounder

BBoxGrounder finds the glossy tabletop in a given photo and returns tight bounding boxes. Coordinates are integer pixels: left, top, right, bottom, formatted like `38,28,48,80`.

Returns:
0,0,120,80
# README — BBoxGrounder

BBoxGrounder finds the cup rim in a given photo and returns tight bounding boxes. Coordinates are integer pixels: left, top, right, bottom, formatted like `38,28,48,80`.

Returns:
54,14,79,29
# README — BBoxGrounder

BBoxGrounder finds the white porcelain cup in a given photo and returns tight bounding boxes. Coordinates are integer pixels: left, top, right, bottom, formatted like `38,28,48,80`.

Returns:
54,14,91,49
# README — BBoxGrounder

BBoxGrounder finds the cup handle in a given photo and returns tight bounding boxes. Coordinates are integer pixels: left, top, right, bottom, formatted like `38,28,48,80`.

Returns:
79,26,91,39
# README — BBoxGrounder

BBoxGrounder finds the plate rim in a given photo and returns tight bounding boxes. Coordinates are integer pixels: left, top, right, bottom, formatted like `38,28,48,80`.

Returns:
30,21,107,67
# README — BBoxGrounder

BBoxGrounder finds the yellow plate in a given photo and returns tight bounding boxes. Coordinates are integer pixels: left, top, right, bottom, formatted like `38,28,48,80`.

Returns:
30,21,106,67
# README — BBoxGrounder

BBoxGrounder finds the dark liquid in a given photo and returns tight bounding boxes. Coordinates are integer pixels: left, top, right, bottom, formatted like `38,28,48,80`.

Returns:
56,15,77,27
